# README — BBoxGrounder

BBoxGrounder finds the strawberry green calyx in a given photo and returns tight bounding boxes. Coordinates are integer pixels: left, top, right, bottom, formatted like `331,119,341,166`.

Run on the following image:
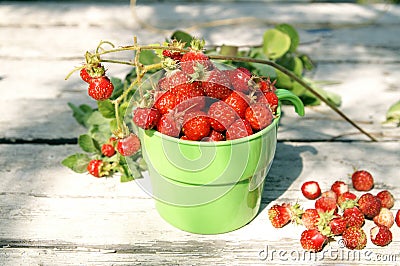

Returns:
189,38,206,51
290,202,304,225
162,57,179,71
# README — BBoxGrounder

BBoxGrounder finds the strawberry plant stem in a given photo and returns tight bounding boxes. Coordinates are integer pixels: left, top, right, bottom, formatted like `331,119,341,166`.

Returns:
208,54,377,142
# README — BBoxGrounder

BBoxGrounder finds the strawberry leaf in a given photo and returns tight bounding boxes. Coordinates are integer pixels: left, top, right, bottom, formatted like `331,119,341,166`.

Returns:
110,77,124,100
98,100,115,119
262,29,291,59
170,30,193,47
139,49,161,65
384,100,400,126
78,134,100,153
275,23,299,53
67,102,94,128
61,153,91,173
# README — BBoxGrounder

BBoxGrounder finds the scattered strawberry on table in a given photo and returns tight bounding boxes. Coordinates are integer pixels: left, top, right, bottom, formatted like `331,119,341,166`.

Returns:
132,39,278,141
268,169,399,252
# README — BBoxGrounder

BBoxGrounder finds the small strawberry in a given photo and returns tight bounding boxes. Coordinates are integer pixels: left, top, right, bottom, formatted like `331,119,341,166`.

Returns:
396,210,400,227
315,196,338,214
80,68,92,83
226,67,251,92
182,111,211,141
164,69,190,90
342,226,367,250
207,101,238,132
173,82,205,112
376,190,395,209
133,107,161,130
224,91,250,118
180,39,213,75
357,193,381,219
300,229,327,252
337,191,357,210
370,225,392,247
157,112,182,137
343,206,365,228
321,190,338,201
203,130,225,142
154,90,177,115
80,63,105,83
301,209,320,230
373,207,394,228
117,133,141,157
351,170,374,191
268,203,303,228
162,50,183,61
226,119,253,140
331,181,349,197
87,159,104,178
245,103,273,131
301,181,321,200
257,91,279,113
202,69,232,100
258,77,277,93
329,216,347,236
88,76,114,101
101,143,115,157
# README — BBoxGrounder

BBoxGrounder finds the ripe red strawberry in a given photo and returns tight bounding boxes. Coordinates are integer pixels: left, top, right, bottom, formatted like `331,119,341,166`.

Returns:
180,49,213,75
133,107,161,130
207,101,237,132
226,119,253,140
117,133,141,157
321,190,338,201
370,225,392,247
224,91,250,118
80,63,105,83
202,69,232,100
268,203,302,228
154,90,177,115
101,143,115,157
376,190,395,209
373,207,394,228
258,91,279,113
352,170,374,191
396,210,400,227
342,227,367,250
157,112,181,137
162,50,183,61
300,229,327,252
88,76,114,101
301,181,321,200
329,216,347,236
343,206,365,228
331,181,349,197
203,130,225,142
245,103,273,131
258,77,277,93
87,159,103,178
315,196,337,214
164,69,190,90
182,111,211,141
226,67,251,92
173,82,205,112
337,191,357,210
357,193,381,219
301,209,320,230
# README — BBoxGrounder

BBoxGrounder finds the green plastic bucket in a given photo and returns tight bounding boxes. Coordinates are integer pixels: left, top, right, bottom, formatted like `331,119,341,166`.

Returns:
136,89,304,234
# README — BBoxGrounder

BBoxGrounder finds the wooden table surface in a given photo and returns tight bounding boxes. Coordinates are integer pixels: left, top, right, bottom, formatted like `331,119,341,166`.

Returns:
1,1,399,265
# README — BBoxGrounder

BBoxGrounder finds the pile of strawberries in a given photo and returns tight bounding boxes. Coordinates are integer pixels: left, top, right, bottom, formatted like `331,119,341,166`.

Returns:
268,169,400,252
132,41,279,141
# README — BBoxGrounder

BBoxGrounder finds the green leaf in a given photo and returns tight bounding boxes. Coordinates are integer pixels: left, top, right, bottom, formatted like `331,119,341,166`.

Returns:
170,30,193,47
275,23,300,52
78,134,99,153
90,124,112,145
98,100,115,119
86,111,110,128
139,49,161,65
61,153,91,173
109,119,118,133
384,100,400,126
275,69,293,89
251,63,277,79
219,45,239,57
67,103,94,127
299,54,314,71
293,57,304,77
110,77,124,100
262,29,291,59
